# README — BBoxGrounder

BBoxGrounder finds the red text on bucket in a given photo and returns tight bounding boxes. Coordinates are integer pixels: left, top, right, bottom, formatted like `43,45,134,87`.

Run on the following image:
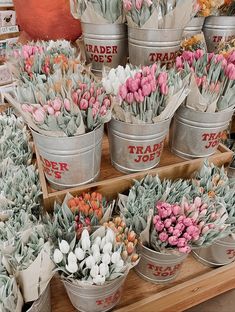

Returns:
147,263,182,277
86,44,118,63
226,249,235,260
40,156,69,179
213,35,234,43
202,131,226,149
96,290,121,308
149,51,177,66
128,141,164,163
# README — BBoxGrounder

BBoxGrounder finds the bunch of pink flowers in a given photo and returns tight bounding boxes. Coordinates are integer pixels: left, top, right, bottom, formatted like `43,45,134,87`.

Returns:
151,196,228,253
176,49,235,111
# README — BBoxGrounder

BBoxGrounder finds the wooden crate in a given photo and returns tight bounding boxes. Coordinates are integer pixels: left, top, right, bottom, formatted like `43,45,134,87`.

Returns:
51,256,235,312
36,135,233,211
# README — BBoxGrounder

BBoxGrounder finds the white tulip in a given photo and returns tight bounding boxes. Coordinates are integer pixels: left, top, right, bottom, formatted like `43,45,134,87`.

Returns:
93,274,105,285
90,265,99,278
91,244,100,254
102,79,113,94
105,228,115,244
103,242,112,254
94,236,101,247
112,78,121,96
75,247,85,261
81,229,89,240
111,252,121,264
82,237,91,251
100,237,106,250
66,262,78,274
59,240,70,254
53,249,63,264
99,263,109,277
114,259,124,272
102,253,111,265
68,252,77,264
93,251,101,263
85,255,96,269
108,68,116,81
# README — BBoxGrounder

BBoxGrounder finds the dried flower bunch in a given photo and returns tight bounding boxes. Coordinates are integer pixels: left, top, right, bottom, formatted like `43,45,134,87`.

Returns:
176,49,235,112
0,109,32,166
150,197,229,254
72,0,124,23
218,0,235,15
15,64,111,136
7,40,77,83
103,217,139,263
53,227,138,285
181,34,206,53
0,161,42,216
103,63,189,124
196,0,224,16
217,40,235,61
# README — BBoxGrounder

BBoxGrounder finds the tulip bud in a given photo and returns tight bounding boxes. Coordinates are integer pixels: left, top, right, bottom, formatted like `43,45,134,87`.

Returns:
59,240,70,254
53,249,63,264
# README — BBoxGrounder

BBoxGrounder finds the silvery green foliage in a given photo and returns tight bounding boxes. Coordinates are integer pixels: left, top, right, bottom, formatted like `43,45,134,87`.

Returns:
0,274,20,312
0,161,42,217
7,225,48,271
76,0,124,23
123,175,191,234
45,202,76,245
54,227,127,285
0,110,32,165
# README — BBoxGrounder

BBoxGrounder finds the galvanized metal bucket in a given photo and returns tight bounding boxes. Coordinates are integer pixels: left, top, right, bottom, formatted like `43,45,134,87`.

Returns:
170,106,233,159
227,165,235,178
26,284,51,312
128,27,183,67
108,118,171,173
183,17,205,38
192,235,235,267
135,244,187,284
31,126,104,190
81,22,128,76
203,16,235,52
63,274,127,312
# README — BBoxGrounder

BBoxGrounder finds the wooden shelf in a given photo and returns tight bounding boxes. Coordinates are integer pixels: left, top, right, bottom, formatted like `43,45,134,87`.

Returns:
51,255,235,312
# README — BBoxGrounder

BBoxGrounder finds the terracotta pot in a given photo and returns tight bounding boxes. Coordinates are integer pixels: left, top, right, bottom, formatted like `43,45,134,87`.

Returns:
13,0,82,41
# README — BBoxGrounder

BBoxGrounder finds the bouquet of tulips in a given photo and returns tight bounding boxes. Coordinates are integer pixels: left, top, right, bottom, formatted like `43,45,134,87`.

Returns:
0,273,23,312
7,63,112,137
123,0,196,29
176,49,235,112
53,226,138,285
150,197,229,254
102,63,190,124
7,40,78,84
71,0,125,23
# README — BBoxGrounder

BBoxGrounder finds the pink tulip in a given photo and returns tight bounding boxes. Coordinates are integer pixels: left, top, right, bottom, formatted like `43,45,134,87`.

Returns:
195,49,204,60
134,72,142,80
96,88,103,96
90,86,95,96
228,51,235,64
72,92,79,105
142,66,151,75
92,106,99,117
79,99,89,110
55,111,61,117
142,83,152,96
183,233,192,241
22,104,33,113
179,246,191,253
134,91,140,102
177,238,186,248
64,99,71,111
89,97,96,107
164,219,172,228
155,221,164,232
52,98,62,111
195,76,202,87
93,101,100,110
103,98,111,107
159,232,168,242
127,78,139,93
175,223,185,232
225,63,235,80
183,218,193,227
33,108,45,123
119,84,128,100
47,106,55,115
168,226,174,234
126,92,134,104
172,229,181,237
201,225,209,234
150,63,157,75
160,83,169,95
135,0,143,9
123,0,132,11
176,57,183,69
208,52,215,62
158,72,168,85
168,236,178,246
140,77,148,87
153,215,160,224
100,105,107,116
150,80,157,92
145,0,153,6
172,205,180,216
82,91,91,101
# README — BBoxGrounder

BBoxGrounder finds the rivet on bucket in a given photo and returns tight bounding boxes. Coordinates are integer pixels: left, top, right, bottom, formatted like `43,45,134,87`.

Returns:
81,23,128,76
108,118,171,174
128,27,183,67
31,126,104,190
135,244,187,284
203,16,235,52
26,284,51,312
63,274,127,312
192,235,235,267
170,106,233,159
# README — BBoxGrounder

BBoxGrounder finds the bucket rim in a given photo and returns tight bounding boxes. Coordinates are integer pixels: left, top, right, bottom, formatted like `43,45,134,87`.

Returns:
178,105,234,117
30,125,104,140
140,243,186,258
81,21,127,28
128,26,184,32
110,117,171,128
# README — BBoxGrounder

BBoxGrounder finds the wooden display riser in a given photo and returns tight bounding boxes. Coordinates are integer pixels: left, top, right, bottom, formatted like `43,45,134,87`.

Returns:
51,256,235,312
37,135,233,211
